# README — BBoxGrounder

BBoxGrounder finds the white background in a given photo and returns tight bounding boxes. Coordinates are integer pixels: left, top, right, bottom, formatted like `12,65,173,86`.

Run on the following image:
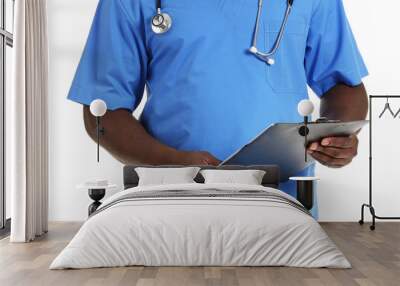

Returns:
47,0,400,221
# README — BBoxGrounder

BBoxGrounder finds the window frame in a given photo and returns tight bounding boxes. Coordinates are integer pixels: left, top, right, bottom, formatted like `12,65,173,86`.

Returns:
0,0,14,235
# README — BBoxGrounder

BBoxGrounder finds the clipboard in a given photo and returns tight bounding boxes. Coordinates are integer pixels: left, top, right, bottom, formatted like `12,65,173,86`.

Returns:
220,120,368,181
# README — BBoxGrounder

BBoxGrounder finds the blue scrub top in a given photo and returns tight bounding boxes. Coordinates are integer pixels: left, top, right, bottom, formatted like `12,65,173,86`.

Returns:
68,0,368,218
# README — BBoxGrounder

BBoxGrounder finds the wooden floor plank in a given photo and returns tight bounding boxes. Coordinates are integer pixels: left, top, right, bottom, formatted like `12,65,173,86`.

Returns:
0,222,399,286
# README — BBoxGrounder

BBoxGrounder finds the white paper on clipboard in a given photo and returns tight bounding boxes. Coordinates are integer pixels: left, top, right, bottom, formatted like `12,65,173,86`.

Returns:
220,120,368,181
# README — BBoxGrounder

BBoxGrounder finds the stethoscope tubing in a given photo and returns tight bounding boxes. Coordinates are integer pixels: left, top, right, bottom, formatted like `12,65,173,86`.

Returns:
251,0,293,60
156,0,161,10
251,0,264,50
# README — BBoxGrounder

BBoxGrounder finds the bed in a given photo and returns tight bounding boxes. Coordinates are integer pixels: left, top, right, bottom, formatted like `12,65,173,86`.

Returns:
50,165,350,269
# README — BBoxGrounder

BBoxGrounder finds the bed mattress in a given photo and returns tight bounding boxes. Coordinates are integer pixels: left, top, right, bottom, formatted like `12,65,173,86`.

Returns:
50,183,350,269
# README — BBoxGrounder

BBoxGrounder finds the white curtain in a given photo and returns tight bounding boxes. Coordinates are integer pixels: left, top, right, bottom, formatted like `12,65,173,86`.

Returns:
10,0,49,242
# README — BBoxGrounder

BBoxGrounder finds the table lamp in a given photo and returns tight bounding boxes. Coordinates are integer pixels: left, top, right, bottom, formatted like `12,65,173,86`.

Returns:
89,99,107,162
297,99,314,162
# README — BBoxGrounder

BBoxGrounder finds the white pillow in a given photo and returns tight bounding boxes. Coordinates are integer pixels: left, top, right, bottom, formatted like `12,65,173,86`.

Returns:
200,169,266,185
135,167,200,186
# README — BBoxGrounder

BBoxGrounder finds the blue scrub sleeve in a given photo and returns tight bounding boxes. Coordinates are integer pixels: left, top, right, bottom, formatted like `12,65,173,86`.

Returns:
305,0,368,97
67,0,147,111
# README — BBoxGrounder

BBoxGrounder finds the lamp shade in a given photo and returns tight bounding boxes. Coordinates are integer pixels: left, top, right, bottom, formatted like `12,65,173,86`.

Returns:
89,99,107,117
297,99,314,117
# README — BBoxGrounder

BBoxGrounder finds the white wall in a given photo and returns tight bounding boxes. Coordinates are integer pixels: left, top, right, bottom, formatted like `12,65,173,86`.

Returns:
48,0,400,221
313,0,400,221
48,0,121,221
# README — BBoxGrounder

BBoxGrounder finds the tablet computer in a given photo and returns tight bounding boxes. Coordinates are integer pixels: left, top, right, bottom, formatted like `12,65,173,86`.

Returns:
220,120,368,181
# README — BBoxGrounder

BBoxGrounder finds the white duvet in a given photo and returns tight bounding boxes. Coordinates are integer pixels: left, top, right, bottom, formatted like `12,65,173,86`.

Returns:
50,183,350,269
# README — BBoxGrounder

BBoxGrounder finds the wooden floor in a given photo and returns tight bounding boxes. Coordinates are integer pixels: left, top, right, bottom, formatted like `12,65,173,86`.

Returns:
0,222,399,286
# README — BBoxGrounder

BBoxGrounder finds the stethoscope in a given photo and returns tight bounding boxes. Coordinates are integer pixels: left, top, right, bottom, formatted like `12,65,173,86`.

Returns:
151,0,173,34
151,0,294,65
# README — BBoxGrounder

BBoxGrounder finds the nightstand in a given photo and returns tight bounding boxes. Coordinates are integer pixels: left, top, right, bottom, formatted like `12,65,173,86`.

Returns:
77,182,117,216
289,177,319,210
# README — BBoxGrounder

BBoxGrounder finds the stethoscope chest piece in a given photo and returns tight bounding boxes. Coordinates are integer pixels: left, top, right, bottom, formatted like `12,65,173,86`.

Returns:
151,12,172,34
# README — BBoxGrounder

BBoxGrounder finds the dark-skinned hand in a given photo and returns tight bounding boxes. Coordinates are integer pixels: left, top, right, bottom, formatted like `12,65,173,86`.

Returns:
307,134,359,168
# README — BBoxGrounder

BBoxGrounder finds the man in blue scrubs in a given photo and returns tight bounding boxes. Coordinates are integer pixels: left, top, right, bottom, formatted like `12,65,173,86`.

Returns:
69,0,368,217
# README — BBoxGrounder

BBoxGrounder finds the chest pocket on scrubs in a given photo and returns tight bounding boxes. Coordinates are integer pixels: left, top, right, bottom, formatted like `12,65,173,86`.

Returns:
265,17,307,94
148,3,225,77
